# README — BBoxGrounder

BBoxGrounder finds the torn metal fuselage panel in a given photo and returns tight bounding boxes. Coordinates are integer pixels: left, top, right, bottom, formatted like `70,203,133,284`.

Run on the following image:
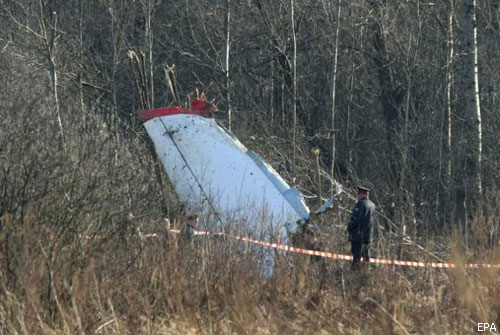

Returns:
139,100,310,252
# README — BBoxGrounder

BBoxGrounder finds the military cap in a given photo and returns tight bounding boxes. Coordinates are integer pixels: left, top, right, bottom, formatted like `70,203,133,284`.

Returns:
357,185,371,193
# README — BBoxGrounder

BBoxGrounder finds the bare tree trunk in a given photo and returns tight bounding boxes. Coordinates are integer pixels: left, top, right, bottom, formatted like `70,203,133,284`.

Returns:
290,0,297,178
312,148,322,206
146,0,154,108
38,1,63,143
270,61,274,124
347,61,354,170
50,13,62,139
471,0,482,199
329,0,341,196
79,0,85,115
108,7,118,114
463,0,482,200
281,74,285,125
225,0,232,130
446,0,454,198
438,0,454,224
457,0,482,238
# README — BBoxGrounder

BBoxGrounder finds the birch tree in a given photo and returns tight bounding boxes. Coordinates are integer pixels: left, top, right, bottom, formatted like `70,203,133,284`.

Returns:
291,0,297,177
322,0,342,195
225,0,232,130
438,0,455,222
463,0,482,200
140,0,155,108
456,0,482,233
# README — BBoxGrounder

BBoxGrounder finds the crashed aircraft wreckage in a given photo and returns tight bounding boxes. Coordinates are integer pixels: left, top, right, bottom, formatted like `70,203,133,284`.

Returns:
138,99,332,273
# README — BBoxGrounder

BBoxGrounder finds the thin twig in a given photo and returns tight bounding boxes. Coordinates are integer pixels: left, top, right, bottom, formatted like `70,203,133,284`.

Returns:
95,319,115,333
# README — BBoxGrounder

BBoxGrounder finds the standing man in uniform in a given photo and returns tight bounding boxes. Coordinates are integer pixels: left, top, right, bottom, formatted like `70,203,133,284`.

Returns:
347,186,375,269
180,214,198,245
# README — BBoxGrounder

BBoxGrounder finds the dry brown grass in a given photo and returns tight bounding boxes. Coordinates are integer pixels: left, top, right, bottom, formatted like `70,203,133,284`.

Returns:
1,208,499,335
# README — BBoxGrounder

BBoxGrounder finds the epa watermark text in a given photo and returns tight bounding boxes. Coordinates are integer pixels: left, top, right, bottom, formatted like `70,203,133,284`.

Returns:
478,323,498,333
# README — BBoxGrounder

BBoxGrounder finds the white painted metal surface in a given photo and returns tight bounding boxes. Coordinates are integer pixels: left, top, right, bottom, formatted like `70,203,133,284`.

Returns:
144,114,310,245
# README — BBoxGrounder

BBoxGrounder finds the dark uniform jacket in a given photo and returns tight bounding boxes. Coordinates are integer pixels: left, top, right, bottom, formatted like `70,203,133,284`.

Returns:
347,197,375,242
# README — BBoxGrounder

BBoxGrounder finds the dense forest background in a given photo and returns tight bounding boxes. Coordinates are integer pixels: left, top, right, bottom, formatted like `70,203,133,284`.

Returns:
1,0,499,334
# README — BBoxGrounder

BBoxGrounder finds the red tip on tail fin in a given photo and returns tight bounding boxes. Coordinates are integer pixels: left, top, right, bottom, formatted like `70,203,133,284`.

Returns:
137,106,188,121
137,99,217,121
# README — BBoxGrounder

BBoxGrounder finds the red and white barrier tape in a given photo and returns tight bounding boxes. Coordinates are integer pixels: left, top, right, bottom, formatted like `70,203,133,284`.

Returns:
163,228,500,269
